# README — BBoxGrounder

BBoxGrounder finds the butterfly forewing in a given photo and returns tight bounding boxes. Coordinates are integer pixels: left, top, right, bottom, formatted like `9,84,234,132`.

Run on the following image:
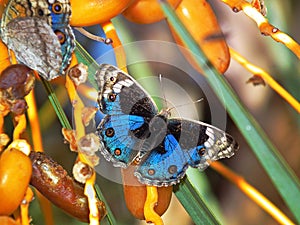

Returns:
95,64,158,116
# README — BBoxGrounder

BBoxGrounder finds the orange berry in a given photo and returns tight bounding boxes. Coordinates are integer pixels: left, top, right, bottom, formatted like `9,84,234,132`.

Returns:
0,148,32,216
123,0,181,24
0,0,9,19
122,167,172,220
70,0,133,26
0,216,18,225
0,40,10,74
170,0,230,74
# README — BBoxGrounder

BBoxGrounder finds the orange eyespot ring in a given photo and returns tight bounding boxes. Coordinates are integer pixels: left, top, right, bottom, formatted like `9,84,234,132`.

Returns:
148,169,155,176
105,128,115,137
54,30,66,44
52,2,63,14
198,147,206,156
114,148,122,156
168,165,177,174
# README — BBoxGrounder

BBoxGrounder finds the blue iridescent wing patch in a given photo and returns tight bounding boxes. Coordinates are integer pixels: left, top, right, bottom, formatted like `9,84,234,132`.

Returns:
0,0,75,80
95,64,238,186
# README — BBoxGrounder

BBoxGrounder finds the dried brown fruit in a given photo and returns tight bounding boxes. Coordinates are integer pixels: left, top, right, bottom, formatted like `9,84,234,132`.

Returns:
29,151,106,222
0,64,35,100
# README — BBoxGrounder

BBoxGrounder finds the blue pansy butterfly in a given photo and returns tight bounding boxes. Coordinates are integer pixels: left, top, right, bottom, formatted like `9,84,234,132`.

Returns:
95,64,238,187
0,0,75,80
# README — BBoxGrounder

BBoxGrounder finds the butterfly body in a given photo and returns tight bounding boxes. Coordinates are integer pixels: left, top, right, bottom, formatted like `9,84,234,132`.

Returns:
96,64,238,186
0,0,75,80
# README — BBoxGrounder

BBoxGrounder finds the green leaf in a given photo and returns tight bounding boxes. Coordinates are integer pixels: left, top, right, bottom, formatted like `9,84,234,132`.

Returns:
74,41,100,89
159,0,300,223
40,78,72,130
95,185,118,225
174,178,221,225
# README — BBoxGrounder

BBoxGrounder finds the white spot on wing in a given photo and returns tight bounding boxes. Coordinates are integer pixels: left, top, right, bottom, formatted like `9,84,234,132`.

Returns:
121,79,134,87
112,83,122,93
113,79,134,93
204,127,215,148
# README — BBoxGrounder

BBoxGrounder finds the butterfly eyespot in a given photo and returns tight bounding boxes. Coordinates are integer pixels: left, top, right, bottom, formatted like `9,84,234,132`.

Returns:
52,3,63,14
108,93,116,102
114,148,122,156
54,30,66,44
37,8,44,16
133,157,141,165
105,128,115,137
109,76,115,82
216,140,221,145
168,165,177,174
198,147,206,156
147,169,155,176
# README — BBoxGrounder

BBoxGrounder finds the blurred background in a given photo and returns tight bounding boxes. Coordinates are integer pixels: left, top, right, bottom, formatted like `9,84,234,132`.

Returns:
30,0,300,224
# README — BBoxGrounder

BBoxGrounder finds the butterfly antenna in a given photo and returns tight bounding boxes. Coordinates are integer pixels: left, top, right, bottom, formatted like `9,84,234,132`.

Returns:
159,74,169,109
74,27,113,45
168,98,204,112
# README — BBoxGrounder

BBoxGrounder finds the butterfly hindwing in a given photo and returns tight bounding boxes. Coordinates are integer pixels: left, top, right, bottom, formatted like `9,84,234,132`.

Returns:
53,25,75,74
47,0,75,73
135,118,238,186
